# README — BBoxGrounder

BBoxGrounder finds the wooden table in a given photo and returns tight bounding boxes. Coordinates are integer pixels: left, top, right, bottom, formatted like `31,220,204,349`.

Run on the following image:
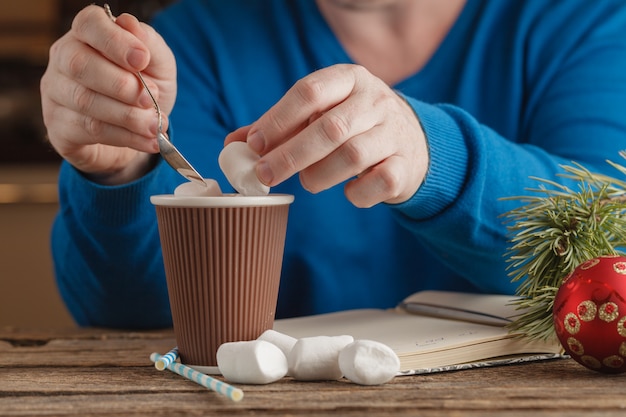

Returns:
1,327,625,416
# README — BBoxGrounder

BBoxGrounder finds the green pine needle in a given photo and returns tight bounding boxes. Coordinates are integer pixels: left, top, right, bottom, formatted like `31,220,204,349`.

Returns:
503,152,626,341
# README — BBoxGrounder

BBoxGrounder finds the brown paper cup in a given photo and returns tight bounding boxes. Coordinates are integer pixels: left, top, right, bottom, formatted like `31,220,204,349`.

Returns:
150,194,294,367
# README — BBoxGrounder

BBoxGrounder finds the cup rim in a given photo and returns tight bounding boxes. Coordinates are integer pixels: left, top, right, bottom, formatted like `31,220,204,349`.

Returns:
150,193,294,208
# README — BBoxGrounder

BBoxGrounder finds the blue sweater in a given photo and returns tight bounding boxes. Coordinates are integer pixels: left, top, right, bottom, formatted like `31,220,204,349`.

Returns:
52,0,626,328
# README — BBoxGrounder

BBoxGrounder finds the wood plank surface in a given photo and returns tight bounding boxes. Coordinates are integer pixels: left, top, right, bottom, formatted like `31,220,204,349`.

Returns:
1,327,625,416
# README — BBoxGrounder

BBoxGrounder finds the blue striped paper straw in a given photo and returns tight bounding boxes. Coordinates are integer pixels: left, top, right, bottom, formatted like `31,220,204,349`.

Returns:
154,346,179,371
149,352,244,402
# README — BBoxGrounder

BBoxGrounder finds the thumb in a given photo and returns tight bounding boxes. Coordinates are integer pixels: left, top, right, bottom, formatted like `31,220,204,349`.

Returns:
224,125,253,146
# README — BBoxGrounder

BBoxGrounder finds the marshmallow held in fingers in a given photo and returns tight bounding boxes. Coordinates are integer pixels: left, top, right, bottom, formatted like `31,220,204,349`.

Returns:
218,141,270,196
338,340,400,385
288,335,354,381
258,329,297,357
217,340,288,384
174,178,222,196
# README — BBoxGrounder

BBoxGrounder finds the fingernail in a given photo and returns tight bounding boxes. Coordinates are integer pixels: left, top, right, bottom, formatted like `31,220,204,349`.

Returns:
256,160,273,186
247,130,264,153
127,48,147,70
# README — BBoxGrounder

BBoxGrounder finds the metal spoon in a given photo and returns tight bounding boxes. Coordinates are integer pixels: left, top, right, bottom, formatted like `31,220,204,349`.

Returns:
104,4,206,187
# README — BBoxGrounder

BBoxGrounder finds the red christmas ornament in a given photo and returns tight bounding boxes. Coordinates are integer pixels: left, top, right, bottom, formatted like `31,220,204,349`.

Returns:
553,255,626,373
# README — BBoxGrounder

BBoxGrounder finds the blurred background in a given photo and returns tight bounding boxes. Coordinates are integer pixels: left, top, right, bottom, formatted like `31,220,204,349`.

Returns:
0,0,176,328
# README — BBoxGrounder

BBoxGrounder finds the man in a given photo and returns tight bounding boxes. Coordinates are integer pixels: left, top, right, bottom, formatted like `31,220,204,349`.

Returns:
41,0,626,327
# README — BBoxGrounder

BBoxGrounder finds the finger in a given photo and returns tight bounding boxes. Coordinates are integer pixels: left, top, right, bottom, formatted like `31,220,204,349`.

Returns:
114,14,174,78
344,157,407,208
224,125,252,146
72,5,150,72
44,101,159,156
247,64,368,153
113,12,177,116
299,127,393,194
255,83,385,186
51,39,156,110
45,67,161,139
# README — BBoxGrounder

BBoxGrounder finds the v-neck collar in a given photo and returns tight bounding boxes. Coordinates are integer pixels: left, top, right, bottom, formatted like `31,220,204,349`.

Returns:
296,0,483,89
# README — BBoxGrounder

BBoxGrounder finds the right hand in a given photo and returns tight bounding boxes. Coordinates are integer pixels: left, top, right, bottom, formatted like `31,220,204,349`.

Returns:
40,5,177,185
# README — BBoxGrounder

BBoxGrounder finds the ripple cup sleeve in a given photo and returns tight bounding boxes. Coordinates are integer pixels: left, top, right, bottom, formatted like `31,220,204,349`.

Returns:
151,194,294,367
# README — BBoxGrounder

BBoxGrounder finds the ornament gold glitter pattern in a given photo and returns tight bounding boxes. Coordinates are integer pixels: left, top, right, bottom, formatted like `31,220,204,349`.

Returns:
581,355,602,369
603,355,624,368
564,313,581,334
614,261,626,274
618,317,626,337
580,258,600,270
577,300,597,322
599,302,619,322
619,342,626,357
567,337,584,355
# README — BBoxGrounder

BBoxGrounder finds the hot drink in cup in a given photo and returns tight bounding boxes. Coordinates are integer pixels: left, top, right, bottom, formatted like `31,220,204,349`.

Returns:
152,142,293,368
151,191,293,368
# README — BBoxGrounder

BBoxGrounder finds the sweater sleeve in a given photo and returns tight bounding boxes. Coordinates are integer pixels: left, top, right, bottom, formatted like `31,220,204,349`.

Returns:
51,159,176,328
391,3,626,293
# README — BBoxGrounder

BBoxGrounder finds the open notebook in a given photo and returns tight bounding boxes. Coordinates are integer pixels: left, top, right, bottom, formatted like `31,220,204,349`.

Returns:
273,290,564,375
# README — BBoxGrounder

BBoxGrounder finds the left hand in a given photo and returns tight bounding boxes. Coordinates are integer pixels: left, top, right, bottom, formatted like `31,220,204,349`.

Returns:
224,64,429,208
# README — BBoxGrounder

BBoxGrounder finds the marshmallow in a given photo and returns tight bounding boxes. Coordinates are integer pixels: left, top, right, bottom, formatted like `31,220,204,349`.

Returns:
338,340,400,385
218,141,270,196
174,178,222,196
287,335,354,381
258,329,297,357
216,340,288,384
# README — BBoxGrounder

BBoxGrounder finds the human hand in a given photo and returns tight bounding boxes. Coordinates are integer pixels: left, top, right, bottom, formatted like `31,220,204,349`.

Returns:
40,5,177,185
225,64,429,208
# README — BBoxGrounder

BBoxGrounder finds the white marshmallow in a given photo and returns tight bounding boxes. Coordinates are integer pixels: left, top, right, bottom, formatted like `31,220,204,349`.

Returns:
218,141,270,196
174,178,222,196
216,340,288,384
288,335,354,381
338,340,400,385
258,329,297,357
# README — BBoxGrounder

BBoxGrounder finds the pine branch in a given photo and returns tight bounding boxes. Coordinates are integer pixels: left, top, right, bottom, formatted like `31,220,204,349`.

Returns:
502,153,626,341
